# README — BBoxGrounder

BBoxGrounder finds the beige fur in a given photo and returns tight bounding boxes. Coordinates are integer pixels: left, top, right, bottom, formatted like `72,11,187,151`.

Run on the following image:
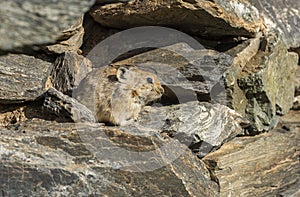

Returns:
74,64,164,125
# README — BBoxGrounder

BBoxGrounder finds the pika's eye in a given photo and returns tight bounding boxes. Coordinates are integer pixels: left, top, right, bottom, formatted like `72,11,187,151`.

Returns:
146,77,153,84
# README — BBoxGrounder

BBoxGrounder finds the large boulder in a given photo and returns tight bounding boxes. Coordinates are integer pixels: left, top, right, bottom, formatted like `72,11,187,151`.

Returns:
0,0,95,51
0,120,219,196
203,110,300,197
90,0,265,39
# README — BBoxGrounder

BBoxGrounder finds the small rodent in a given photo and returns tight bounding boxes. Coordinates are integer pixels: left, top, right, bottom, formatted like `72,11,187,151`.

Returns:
74,64,164,126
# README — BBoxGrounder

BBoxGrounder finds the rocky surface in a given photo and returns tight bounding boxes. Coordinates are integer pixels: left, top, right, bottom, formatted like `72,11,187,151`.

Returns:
90,0,265,39
115,42,233,104
249,0,300,48
49,52,93,95
112,37,298,133
46,17,85,54
137,101,248,158
0,54,52,104
0,120,219,196
237,35,298,133
0,0,95,52
42,88,96,123
203,110,300,197
0,0,299,196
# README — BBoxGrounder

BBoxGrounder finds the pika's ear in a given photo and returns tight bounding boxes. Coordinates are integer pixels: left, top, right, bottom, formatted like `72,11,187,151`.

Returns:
116,67,129,82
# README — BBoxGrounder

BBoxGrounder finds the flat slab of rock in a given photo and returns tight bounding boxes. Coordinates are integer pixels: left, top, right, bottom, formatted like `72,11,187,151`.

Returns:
0,0,95,51
90,0,265,39
203,110,300,196
137,101,248,157
0,120,219,196
0,54,52,104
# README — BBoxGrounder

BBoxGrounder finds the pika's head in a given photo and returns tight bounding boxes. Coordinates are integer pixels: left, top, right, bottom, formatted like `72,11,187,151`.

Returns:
116,66,164,104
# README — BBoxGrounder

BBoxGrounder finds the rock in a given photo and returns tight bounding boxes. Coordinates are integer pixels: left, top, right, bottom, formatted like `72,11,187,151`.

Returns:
90,0,265,39
115,42,234,104
49,52,93,95
95,0,133,5
46,17,85,54
137,101,249,158
81,14,120,56
0,120,219,196
0,54,52,104
249,0,300,48
203,111,300,197
42,88,96,123
223,36,261,116
113,37,297,133
237,35,298,133
295,66,300,96
0,0,95,51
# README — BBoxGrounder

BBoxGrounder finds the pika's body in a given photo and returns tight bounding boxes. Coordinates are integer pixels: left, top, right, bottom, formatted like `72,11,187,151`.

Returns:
74,64,164,126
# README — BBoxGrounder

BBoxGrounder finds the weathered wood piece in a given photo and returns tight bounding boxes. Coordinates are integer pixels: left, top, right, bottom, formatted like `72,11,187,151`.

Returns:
0,54,52,104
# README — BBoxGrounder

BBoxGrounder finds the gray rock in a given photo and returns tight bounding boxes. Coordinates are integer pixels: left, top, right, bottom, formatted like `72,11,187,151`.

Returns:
137,101,248,157
0,120,219,196
203,110,300,197
295,66,300,96
90,0,265,39
237,35,298,133
42,88,96,123
114,36,297,133
249,0,300,48
45,17,85,54
49,52,93,95
116,42,234,104
0,0,95,51
0,54,52,104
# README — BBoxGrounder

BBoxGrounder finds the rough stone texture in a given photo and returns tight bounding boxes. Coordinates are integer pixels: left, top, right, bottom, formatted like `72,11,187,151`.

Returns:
249,0,300,48
90,0,265,39
0,54,52,104
137,101,248,157
81,14,120,56
295,66,300,96
49,52,93,95
116,42,234,104
0,0,95,51
223,36,261,116
203,110,300,197
238,35,298,133
0,120,219,196
114,37,297,133
42,88,96,123
46,17,85,54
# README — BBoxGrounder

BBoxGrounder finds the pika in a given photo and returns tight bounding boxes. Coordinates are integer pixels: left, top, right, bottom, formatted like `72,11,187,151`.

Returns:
74,64,164,126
